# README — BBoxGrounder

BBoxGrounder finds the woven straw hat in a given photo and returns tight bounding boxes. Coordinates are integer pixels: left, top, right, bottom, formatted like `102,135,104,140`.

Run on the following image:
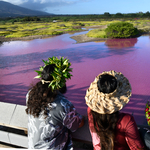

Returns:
85,70,132,114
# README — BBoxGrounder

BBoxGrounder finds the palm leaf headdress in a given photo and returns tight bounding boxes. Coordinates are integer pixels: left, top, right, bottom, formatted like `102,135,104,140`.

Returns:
34,56,73,91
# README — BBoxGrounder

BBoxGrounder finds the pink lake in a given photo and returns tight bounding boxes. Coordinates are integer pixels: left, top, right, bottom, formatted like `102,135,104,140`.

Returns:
0,31,150,126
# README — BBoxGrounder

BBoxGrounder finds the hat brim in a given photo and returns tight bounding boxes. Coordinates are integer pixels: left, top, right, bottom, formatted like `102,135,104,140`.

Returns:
85,70,132,114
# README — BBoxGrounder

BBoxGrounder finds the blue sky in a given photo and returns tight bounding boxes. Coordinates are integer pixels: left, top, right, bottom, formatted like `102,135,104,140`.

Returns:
1,0,150,15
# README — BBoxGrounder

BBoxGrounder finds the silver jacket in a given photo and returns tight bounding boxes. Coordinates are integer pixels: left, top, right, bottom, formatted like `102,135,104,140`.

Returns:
26,92,83,149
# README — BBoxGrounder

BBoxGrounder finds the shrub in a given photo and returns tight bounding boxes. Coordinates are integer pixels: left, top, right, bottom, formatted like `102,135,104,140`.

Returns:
79,23,85,26
105,22,139,38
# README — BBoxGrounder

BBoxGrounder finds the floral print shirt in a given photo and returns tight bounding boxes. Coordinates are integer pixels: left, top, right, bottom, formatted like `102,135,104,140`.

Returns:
26,92,83,149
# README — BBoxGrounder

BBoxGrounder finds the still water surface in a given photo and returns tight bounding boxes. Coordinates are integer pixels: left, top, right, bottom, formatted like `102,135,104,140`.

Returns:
0,31,150,125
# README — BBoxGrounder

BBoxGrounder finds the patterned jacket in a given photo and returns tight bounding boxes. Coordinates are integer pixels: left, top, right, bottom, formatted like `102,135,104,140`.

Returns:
26,92,83,149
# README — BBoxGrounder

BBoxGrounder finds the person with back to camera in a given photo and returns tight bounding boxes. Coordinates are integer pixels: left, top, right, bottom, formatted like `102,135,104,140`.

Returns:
85,70,146,150
26,56,84,149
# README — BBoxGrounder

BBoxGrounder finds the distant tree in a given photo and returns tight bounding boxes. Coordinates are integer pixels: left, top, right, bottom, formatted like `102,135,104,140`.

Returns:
104,12,111,17
32,16,41,21
138,12,143,14
22,16,30,22
22,16,41,22
136,12,144,17
124,13,137,18
115,13,123,18
145,11,150,17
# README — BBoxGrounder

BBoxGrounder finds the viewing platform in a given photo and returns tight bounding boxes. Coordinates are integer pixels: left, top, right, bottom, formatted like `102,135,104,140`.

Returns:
0,101,149,149
0,102,92,149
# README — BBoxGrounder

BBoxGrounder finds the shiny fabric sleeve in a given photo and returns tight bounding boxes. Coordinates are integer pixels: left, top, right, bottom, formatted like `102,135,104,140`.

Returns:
62,100,83,132
87,107,101,150
124,114,145,150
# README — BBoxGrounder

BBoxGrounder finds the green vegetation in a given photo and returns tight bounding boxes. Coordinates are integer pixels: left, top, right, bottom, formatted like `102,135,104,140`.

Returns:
22,16,41,22
0,14,150,39
86,20,150,39
35,56,72,91
105,22,139,38
1,11,150,22
0,21,83,38
87,29,107,38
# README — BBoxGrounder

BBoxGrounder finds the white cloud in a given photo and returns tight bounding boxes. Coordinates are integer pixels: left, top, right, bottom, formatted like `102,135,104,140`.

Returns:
1,0,93,13
2,0,28,5
2,0,91,5
19,0,79,11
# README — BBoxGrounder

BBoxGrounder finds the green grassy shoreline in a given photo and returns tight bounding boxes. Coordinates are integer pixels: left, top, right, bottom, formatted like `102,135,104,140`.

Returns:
0,19,150,42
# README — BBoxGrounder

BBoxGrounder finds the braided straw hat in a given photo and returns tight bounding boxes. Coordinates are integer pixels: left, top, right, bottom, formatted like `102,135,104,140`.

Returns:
85,70,132,114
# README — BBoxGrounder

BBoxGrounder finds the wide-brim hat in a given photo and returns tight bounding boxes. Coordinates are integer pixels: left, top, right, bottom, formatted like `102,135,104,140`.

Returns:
85,70,132,114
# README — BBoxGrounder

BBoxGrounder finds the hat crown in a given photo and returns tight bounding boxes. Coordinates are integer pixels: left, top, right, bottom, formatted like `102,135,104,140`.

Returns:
85,70,132,114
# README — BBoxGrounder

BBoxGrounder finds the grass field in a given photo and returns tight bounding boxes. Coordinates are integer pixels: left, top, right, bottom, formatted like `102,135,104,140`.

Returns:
0,19,150,39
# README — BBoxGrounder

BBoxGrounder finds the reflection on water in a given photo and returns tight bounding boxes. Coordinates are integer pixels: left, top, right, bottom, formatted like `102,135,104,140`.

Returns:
0,41,3,47
105,38,138,48
0,33,150,126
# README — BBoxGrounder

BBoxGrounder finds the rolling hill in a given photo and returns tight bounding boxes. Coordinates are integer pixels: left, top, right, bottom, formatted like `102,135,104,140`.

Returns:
0,1,54,18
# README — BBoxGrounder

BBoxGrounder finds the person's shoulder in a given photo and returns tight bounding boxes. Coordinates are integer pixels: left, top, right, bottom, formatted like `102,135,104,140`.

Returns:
55,93,73,108
118,112,134,125
119,112,133,120
55,93,69,103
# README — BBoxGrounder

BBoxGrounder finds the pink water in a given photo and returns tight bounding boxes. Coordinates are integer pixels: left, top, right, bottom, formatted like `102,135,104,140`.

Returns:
0,32,150,126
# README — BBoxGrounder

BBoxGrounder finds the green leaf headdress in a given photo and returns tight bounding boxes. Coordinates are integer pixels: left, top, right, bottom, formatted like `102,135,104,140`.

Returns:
34,56,73,91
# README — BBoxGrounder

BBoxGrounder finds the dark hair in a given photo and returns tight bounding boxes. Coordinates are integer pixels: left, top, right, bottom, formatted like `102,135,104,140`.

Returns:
91,110,119,150
26,64,66,118
92,74,119,150
97,74,117,94
41,64,55,81
59,84,67,94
